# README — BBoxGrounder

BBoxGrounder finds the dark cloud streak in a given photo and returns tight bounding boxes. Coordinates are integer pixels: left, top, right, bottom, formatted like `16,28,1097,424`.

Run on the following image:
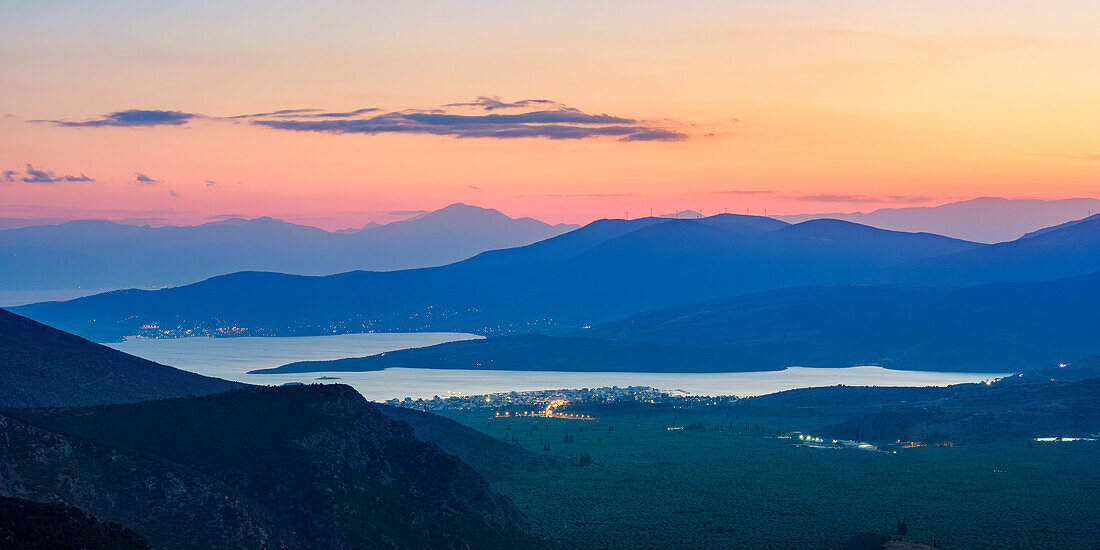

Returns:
789,194,933,204
5,163,93,183
134,172,160,184
45,109,195,127
39,98,689,142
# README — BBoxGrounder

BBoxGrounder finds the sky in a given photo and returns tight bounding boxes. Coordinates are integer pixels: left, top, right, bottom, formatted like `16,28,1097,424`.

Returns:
2,0,1098,229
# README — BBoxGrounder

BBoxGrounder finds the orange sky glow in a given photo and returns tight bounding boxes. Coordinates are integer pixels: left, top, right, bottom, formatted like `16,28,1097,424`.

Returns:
2,1,1098,229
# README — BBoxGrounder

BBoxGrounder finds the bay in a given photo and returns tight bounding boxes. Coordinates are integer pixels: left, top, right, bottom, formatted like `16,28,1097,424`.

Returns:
109,333,1009,401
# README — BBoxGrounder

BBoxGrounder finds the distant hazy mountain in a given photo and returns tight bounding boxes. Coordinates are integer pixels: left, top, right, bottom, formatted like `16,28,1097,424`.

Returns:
4,384,540,549
0,203,578,293
778,197,1100,243
0,217,73,230
14,214,982,341
0,308,239,408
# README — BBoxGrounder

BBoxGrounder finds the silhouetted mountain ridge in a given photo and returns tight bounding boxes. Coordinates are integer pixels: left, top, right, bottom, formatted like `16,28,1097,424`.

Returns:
14,214,984,341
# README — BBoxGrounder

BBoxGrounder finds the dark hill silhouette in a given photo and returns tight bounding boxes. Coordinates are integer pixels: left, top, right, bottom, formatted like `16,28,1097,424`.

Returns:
14,215,980,341
274,272,1100,374
9,384,542,549
252,334,778,374
1020,213,1100,239
0,308,239,408
588,272,1100,371
883,215,1100,285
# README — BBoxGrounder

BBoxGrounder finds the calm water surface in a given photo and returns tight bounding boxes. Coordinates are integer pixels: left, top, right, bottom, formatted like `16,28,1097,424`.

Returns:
110,334,1009,401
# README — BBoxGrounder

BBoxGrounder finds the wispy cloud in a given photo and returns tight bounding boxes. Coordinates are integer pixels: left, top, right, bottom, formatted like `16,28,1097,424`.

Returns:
248,111,684,141
224,108,380,119
42,109,196,127
789,194,933,204
3,163,93,183
711,189,776,195
390,209,429,216
517,192,636,198
38,98,689,142
444,96,562,110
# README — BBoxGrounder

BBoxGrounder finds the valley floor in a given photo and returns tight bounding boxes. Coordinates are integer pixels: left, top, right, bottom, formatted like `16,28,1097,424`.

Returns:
443,409,1100,550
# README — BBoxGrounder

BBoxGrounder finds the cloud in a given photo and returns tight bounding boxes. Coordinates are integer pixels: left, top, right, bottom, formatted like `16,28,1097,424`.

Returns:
4,163,93,183
205,179,218,187
40,98,690,142
789,194,933,204
168,189,179,197
225,108,380,119
390,209,430,216
712,189,776,195
243,98,687,142
517,192,635,198
445,96,562,110
468,185,481,190
44,109,196,127
134,172,160,184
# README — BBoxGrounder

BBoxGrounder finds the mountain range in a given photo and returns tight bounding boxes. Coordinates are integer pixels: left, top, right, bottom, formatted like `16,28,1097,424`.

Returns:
0,203,578,296
11,203,1100,372
12,213,983,341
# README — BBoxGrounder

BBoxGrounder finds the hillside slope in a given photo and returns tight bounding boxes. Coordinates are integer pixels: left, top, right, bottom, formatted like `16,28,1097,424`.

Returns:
0,308,239,408
12,384,541,549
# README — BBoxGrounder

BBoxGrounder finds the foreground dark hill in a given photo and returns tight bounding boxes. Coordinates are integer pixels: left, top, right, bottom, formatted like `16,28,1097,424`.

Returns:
0,203,577,293
8,384,541,549
376,403,563,481
0,412,297,549
283,272,1100,374
0,308,239,408
14,215,979,341
0,496,151,549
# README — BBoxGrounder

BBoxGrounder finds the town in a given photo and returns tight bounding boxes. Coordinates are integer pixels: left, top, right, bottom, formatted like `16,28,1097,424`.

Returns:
384,386,742,417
